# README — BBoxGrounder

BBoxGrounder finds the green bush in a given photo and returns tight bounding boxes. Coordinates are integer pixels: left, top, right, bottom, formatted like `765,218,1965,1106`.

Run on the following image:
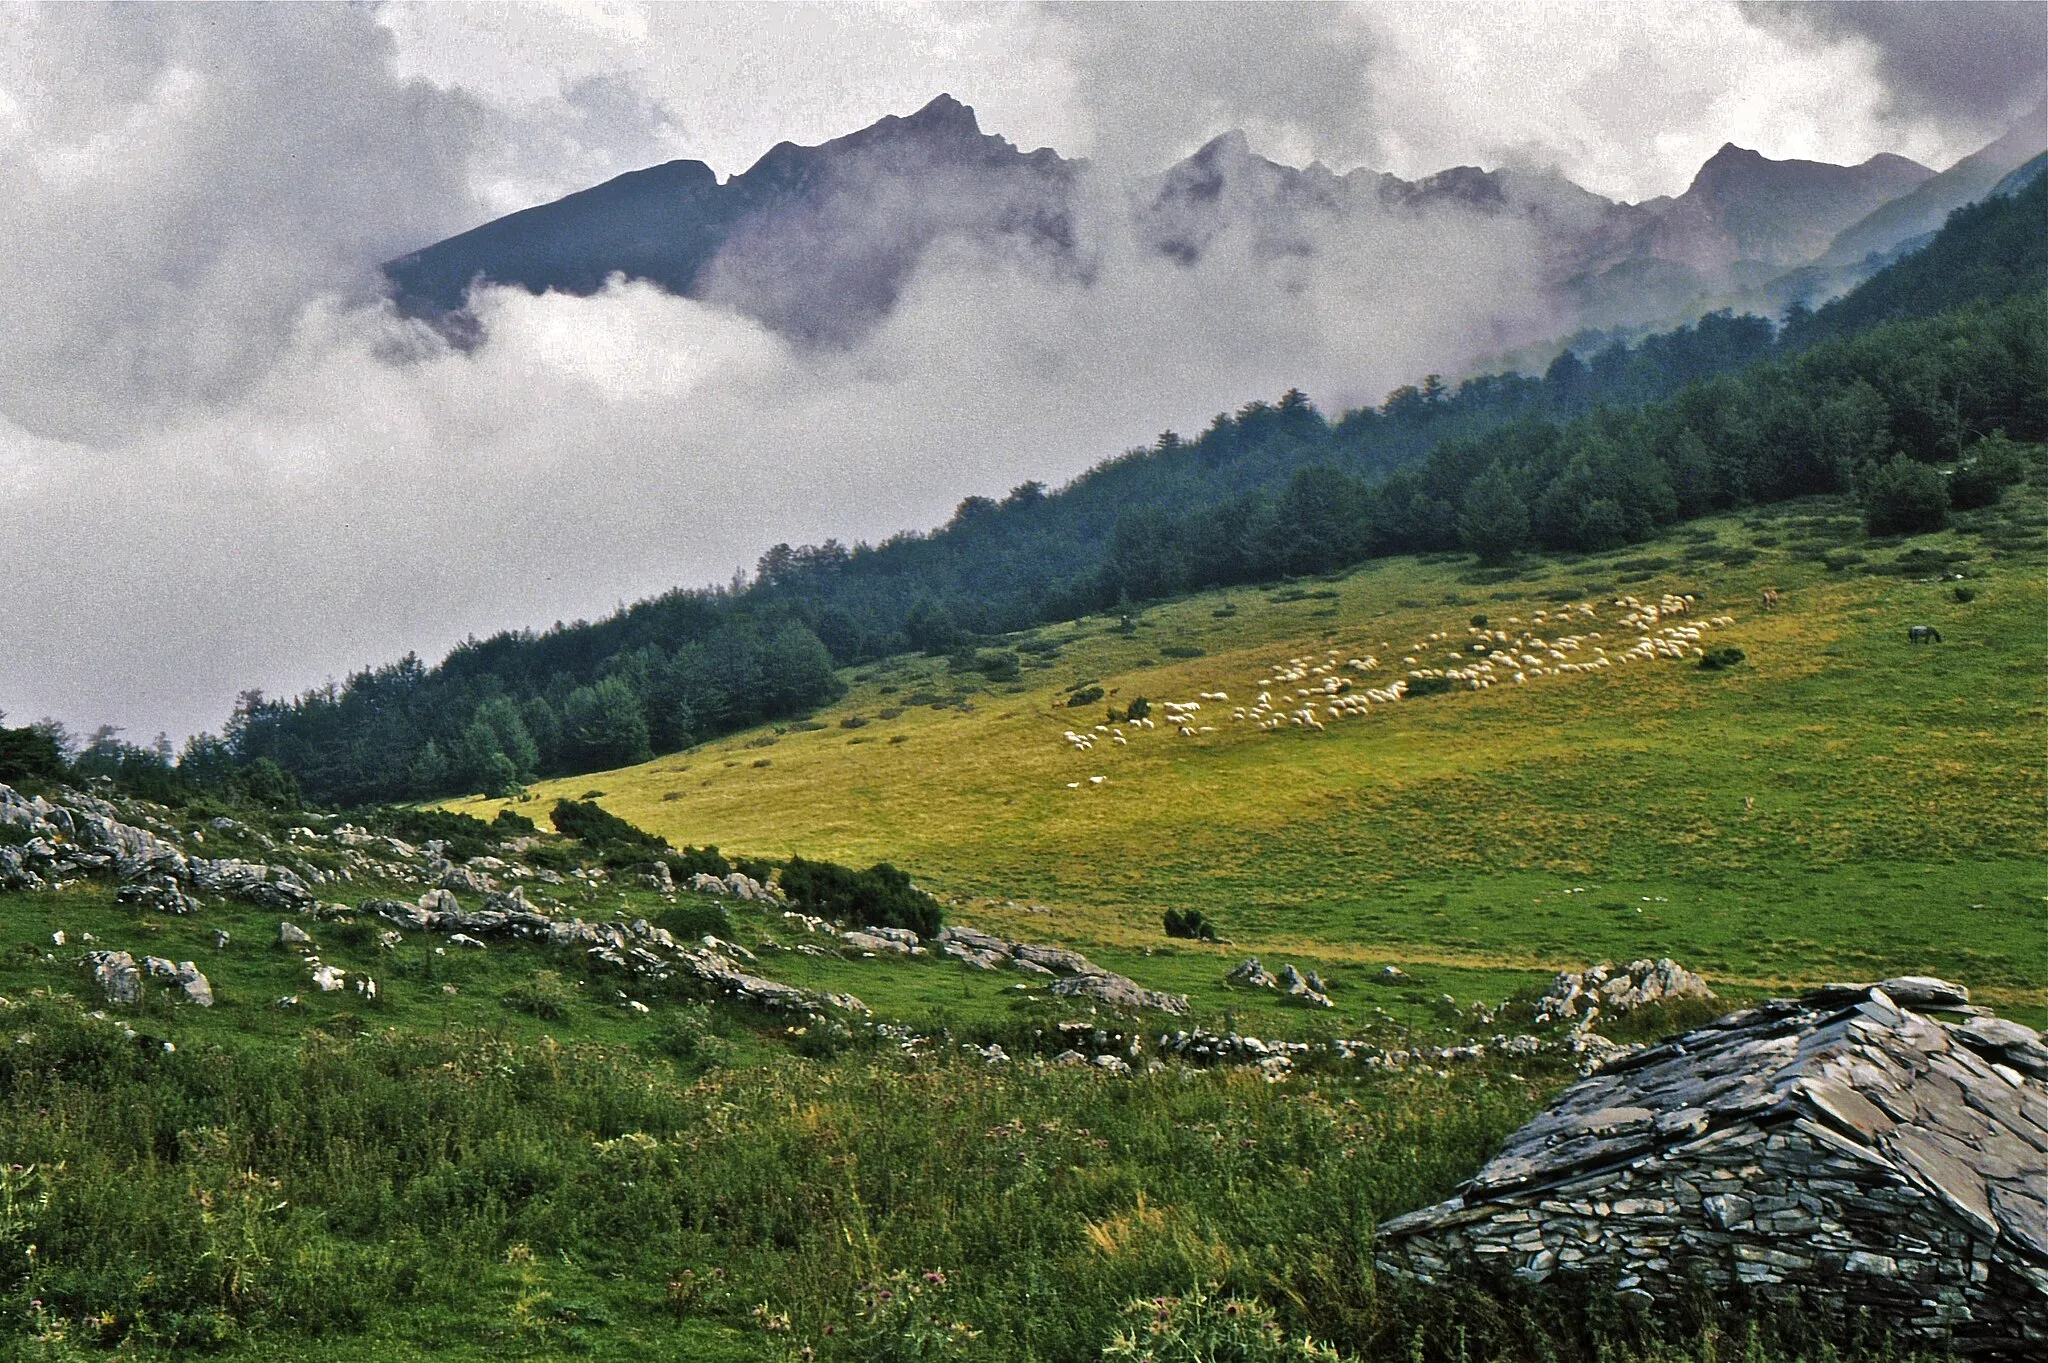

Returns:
1949,432,2028,510
1953,585,1976,603
1068,686,1105,708
524,840,583,873
779,856,943,938
502,970,574,1021
1698,647,1746,671
1162,908,1217,942
550,799,667,855
492,807,538,836
1404,676,1457,698
362,806,499,861
1863,455,1950,536
973,649,1023,682
656,900,732,942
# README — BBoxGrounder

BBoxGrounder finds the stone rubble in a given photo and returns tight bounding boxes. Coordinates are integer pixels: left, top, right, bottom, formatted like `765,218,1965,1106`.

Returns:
930,925,1190,1015
1532,957,1714,1027
1375,978,2048,1354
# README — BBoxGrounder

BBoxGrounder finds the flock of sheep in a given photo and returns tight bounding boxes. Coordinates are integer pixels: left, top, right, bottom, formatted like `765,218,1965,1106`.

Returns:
1058,593,1737,772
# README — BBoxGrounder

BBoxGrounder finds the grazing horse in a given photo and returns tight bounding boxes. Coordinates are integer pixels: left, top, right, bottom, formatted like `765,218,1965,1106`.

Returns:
1908,625,1942,644
1761,588,1779,612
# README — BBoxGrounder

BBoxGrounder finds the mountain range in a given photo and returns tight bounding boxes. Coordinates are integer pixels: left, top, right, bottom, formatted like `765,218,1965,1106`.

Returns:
384,94,2045,352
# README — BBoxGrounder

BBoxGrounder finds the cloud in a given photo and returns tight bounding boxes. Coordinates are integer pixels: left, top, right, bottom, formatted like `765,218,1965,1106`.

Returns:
1053,2,1380,176
0,4,486,442
1742,2,2048,131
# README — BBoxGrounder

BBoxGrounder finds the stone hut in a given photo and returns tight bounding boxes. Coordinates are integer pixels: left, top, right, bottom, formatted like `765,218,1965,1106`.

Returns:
1376,978,2048,1354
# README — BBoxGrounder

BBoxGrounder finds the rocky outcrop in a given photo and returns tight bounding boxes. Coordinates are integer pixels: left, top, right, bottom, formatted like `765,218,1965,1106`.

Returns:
357,891,864,1018
192,859,313,911
1049,970,1190,1016
1533,957,1713,1026
931,925,1189,1015
1226,957,1279,989
842,928,925,956
687,871,782,903
84,950,141,1005
1375,979,2048,1355
142,955,214,1007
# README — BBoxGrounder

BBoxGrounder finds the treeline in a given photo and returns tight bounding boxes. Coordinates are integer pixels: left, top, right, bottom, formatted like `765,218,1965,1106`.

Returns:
1087,295,2042,594
740,310,1778,654
220,609,845,807
175,172,2044,805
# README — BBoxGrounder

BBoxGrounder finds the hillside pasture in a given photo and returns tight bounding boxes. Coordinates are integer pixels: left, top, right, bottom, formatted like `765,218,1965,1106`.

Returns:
453,487,2048,1018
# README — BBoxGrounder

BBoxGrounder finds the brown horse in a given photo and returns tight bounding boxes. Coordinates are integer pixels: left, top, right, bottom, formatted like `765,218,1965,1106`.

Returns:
1761,588,1780,611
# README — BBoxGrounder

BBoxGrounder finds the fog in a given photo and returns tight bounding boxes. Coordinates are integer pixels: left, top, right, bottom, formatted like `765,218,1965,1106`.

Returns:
0,2,2029,742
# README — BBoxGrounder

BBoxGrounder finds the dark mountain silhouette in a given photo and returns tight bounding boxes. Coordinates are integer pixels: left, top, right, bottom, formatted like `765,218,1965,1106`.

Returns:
384,94,1080,345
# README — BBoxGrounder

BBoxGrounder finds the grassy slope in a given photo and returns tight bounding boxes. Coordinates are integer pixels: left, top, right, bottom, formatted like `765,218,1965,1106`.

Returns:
452,483,2048,1023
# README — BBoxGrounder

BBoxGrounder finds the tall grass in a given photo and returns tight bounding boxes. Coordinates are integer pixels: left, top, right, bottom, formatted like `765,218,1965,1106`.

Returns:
0,998,1941,1360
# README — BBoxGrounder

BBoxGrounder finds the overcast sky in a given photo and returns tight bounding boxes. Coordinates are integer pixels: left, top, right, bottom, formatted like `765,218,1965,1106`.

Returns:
0,1,2040,744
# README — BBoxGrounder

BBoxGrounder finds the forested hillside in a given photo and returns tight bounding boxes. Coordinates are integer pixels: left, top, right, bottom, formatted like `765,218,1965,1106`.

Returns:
197,173,2048,805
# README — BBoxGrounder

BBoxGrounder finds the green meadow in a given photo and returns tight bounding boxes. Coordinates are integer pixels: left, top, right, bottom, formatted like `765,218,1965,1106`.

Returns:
454,484,2048,1023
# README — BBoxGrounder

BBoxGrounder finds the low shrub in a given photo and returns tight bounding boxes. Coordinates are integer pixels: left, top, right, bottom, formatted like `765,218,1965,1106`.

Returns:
1162,908,1217,942
502,970,574,1021
524,841,582,873
1404,676,1457,697
657,900,733,942
1068,687,1105,708
779,856,943,938
361,806,500,861
492,807,537,836
1949,433,2028,510
1863,454,1950,536
1954,585,1977,603
551,799,666,855
1698,647,1746,671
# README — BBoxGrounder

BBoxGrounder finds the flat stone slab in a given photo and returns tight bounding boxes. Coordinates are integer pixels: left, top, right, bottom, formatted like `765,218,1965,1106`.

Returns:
1376,979,2048,1353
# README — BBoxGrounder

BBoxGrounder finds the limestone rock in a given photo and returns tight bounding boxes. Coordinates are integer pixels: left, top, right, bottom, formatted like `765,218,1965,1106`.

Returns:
174,962,214,1007
1533,957,1712,1024
277,921,314,949
1227,957,1279,989
438,864,496,895
1050,969,1190,1016
1278,964,1333,1008
84,950,141,1005
116,879,202,915
192,859,312,911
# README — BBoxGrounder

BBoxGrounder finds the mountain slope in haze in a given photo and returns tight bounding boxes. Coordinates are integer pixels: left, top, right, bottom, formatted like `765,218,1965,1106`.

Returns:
1991,150,2048,199
385,96,1938,352
1821,107,2045,269
385,94,1079,345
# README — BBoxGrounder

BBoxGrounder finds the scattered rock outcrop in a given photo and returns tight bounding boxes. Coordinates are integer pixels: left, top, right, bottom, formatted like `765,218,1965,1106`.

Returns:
1375,978,2048,1354
142,955,214,1007
1533,957,1713,1026
1227,957,1279,989
85,950,142,1005
932,925,1189,1014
